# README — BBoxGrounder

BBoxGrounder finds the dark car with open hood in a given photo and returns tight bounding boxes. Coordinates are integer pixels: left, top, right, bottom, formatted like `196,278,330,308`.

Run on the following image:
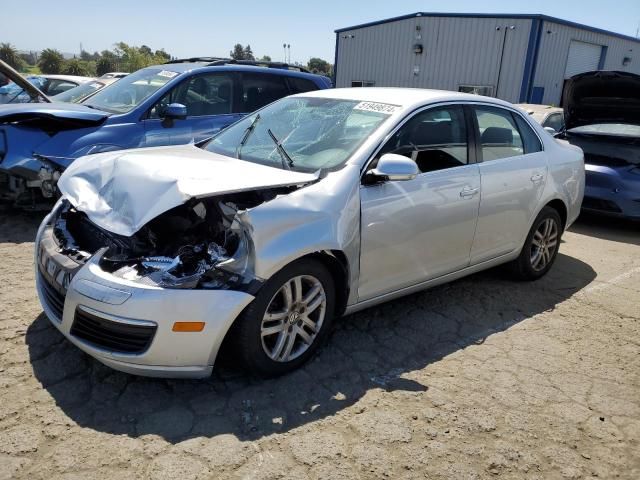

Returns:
559,70,640,220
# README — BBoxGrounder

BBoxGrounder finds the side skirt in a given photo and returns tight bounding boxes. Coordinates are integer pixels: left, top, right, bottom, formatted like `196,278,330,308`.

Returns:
343,251,519,316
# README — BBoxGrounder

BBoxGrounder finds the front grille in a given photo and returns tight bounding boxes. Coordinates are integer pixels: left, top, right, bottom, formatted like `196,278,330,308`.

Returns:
70,308,156,354
38,267,66,321
582,196,622,213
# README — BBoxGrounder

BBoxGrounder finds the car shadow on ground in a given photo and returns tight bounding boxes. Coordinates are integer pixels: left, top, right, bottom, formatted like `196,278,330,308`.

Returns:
569,213,639,246
25,251,596,443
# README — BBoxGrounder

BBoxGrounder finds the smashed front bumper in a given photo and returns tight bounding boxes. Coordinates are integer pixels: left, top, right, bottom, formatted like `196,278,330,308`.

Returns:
34,219,255,378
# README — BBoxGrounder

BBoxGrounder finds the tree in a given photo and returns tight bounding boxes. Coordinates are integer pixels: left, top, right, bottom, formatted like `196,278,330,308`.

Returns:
243,44,255,61
19,51,37,65
62,59,91,76
260,55,272,62
230,44,245,60
307,57,331,75
139,45,153,56
38,48,64,74
155,49,170,61
0,43,21,69
96,56,115,76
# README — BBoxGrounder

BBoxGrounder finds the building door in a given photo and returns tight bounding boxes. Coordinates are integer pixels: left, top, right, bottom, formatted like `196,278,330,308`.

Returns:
565,40,603,78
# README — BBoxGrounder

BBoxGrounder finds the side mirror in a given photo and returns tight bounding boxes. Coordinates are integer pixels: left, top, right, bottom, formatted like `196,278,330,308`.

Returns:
164,103,187,120
543,126,557,135
369,153,419,181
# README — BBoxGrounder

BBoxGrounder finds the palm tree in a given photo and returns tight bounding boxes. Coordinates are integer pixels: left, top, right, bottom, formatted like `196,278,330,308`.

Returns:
62,59,90,76
38,48,64,74
0,43,20,69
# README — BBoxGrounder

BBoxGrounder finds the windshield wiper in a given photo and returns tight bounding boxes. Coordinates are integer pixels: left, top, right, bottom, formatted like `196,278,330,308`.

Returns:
235,113,260,159
267,128,294,170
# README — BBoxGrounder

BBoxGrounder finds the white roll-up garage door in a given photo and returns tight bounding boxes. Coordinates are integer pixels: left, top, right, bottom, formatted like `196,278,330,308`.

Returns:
565,40,603,78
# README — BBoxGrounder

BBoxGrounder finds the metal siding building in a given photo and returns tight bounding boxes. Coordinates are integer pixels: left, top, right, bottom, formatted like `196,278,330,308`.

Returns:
334,13,640,105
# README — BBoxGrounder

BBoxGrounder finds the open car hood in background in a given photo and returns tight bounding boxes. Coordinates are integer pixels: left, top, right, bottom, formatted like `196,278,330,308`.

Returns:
0,103,110,132
58,145,319,237
0,59,50,103
563,70,640,130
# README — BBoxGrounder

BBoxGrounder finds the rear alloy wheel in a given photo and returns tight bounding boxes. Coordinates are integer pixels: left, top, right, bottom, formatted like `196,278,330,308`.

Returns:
233,258,335,377
530,218,559,272
509,206,562,280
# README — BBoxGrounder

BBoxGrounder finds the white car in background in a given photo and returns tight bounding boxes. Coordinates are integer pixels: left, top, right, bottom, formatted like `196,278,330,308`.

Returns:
35,88,585,378
50,77,122,104
517,103,564,133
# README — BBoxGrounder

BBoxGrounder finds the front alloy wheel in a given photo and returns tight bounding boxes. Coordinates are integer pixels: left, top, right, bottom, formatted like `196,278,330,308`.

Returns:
261,275,327,362
233,258,335,376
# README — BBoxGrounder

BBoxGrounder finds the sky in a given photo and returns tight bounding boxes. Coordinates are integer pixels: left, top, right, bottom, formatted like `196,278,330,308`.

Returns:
2,0,639,64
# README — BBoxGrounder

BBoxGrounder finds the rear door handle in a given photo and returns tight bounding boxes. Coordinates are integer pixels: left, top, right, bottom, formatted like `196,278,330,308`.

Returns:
530,173,544,183
460,186,479,198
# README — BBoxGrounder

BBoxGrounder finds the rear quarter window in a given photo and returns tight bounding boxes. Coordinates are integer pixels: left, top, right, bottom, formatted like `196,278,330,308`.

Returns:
287,77,319,94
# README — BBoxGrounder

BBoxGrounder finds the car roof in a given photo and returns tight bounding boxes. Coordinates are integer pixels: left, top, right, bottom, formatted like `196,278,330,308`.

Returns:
298,87,516,110
146,62,328,81
516,103,563,114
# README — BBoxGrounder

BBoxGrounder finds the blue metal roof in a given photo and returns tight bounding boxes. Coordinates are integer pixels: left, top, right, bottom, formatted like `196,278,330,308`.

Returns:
335,12,640,45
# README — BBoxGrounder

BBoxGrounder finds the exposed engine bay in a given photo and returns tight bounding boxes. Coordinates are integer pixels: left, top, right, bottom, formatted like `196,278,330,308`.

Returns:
52,187,297,292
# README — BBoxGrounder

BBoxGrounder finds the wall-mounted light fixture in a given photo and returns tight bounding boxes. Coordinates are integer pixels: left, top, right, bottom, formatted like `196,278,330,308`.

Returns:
413,65,420,75
623,56,632,66
413,44,423,54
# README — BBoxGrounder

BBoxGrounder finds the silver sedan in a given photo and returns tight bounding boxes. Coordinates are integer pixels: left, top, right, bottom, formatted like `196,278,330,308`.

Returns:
35,88,585,378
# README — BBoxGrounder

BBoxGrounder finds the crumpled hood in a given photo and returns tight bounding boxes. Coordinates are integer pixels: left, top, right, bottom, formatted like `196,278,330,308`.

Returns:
0,103,109,129
58,144,319,237
563,70,640,130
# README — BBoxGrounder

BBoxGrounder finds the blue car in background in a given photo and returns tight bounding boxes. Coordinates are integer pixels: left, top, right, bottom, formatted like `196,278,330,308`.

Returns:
0,58,331,207
560,71,640,221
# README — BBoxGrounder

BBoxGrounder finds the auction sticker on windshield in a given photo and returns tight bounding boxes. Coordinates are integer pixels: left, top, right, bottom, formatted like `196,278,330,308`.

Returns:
353,102,399,115
157,70,179,78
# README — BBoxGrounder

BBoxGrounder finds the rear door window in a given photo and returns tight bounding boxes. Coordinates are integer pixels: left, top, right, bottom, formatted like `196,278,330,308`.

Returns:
473,106,524,161
237,73,289,113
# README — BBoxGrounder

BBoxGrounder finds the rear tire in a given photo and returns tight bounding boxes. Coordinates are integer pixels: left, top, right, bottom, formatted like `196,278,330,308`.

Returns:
509,206,562,281
233,258,335,377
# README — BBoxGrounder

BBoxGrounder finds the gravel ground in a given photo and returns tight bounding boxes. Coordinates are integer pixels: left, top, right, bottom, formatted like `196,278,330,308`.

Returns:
0,212,638,480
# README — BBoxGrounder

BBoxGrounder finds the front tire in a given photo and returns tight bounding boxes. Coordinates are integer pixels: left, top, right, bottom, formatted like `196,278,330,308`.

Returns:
233,258,336,377
509,206,562,280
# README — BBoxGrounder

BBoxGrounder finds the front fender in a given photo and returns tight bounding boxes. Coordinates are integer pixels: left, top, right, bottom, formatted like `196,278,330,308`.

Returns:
240,165,362,304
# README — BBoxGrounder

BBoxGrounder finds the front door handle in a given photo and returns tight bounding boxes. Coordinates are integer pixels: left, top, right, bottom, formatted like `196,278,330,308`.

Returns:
530,173,544,183
460,186,479,198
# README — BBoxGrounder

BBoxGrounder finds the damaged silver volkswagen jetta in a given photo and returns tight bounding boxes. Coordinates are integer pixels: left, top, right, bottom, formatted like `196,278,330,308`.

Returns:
35,88,585,378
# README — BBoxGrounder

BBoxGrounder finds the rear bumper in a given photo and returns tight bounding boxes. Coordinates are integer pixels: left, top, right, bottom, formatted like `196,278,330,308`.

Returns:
34,218,255,379
583,165,640,219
